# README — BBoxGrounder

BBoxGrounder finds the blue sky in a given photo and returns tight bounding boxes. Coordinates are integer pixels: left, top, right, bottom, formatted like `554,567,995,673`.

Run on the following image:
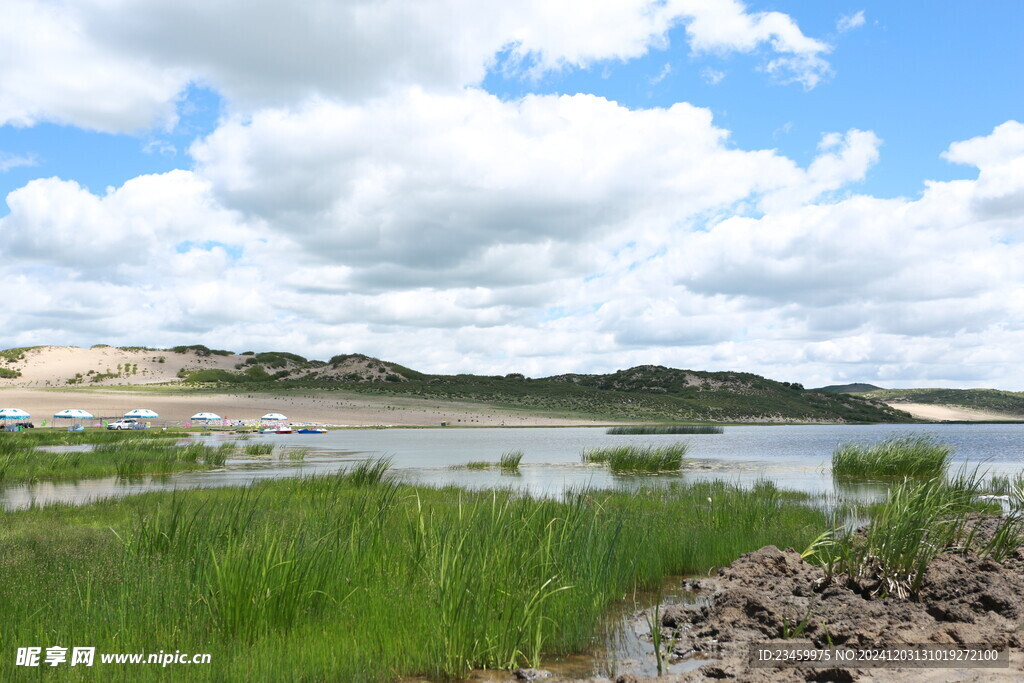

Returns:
1,1,1022,388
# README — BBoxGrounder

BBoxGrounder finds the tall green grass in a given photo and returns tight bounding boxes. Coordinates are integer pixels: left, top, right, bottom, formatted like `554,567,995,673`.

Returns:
582,444,688,473
0,439,231,484
805,473,1024,598
986,472,1024,496
500,450,524,472
345,457,392,486
283,447,308,461
0,428,180,454
244,443,275,456
607,425,723,435
452,455,523,472
204,443,236,467
0,470,823,681
831,435,952,478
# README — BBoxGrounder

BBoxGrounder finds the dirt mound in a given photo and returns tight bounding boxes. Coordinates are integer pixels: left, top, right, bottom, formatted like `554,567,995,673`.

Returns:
654,541,1024,681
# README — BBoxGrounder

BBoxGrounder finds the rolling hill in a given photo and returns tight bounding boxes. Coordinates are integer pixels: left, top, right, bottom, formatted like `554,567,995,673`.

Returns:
814,383,884,394
0,345,912,423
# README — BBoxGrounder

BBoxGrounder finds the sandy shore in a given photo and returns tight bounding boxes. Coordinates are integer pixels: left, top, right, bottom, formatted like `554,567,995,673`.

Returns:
7,390,1014,428
887,402,1023,422
0,388,609,427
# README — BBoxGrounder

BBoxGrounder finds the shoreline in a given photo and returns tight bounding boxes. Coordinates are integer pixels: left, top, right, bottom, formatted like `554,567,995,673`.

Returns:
3,387,1018,428
0,387,614,428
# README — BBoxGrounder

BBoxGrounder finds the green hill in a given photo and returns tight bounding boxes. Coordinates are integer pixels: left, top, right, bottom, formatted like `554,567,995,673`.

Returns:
283,363,911,423
3,344,914,423
815,383,884,394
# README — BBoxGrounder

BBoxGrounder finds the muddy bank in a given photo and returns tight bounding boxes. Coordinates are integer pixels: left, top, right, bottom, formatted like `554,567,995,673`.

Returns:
653,527,1024,680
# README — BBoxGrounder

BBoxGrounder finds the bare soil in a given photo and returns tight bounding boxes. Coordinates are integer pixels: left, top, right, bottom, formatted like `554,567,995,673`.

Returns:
653,524,1024,680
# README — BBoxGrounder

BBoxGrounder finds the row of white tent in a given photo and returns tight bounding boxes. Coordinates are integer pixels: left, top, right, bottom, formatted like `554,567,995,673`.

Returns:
0,408,289,422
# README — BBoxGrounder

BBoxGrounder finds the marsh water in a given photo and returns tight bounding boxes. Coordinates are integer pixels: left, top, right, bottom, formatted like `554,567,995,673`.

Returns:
4,423,1023,511
4,423,1023,679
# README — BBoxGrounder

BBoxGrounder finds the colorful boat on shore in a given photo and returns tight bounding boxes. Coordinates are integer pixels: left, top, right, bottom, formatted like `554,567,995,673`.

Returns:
296,427,327,434
261,425,293,434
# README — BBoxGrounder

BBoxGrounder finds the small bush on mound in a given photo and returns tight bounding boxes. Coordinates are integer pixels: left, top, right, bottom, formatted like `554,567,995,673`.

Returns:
607,425,723,435
581,444,688,473
831,435,952,478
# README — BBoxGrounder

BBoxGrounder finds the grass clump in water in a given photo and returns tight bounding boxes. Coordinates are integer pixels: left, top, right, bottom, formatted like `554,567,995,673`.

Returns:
286,447,308,461
245,443,275,456
582,444,688,473
831,435,952,478
499,450,523,472
607,425,723,435
204,443,236,467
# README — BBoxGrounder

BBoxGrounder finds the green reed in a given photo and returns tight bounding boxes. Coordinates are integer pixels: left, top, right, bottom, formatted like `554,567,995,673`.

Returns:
0,438,227,484
581,444,688,473
244,443,275,456
607,425,723,435
804,472,1024,598
499,450,524,472
831,435,952,478
0,469,823,681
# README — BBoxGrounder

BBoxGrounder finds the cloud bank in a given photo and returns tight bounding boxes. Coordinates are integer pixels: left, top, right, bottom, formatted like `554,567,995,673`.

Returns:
0,2,1020,388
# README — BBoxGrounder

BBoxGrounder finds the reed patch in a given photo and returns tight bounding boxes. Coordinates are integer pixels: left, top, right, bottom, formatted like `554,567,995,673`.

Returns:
0,436,227,484
0,471,823,681
244,443,275,456
607,425,723,435
581,444,688,473
831,435,952,478
500,450,524,472
804,473,1024,598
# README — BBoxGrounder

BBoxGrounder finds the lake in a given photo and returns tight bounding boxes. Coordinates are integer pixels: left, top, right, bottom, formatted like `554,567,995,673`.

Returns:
3,423,1023,510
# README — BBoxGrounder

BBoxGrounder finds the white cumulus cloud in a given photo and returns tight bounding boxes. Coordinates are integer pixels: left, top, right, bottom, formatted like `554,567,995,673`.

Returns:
0,0,833,131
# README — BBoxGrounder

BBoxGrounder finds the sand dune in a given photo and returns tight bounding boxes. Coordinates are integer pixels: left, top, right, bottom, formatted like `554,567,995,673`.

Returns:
0,345,237,387
888,402,1022,422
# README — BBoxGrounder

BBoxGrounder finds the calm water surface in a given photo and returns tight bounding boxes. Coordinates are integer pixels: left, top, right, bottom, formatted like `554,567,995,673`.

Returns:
3,424,1023,510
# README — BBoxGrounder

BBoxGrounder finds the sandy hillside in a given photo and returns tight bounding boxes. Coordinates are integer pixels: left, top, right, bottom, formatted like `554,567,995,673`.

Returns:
887,402,1023,422
0,345,610,426
0,345,423,387
0,387,608,427
0,346,240,387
